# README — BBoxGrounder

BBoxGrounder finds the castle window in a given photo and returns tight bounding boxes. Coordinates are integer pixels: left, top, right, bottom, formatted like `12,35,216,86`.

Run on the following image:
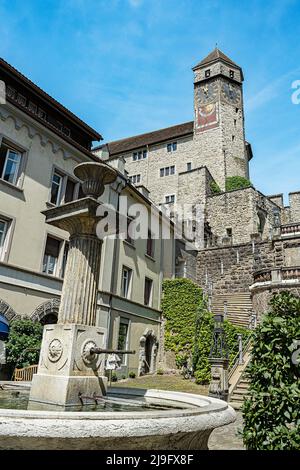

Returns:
167,142,177,152
129,174,141,184
229,70,235,78
236,108,239,113
132,149,147,161
160,165,175,177
232,135,235,141
187,162,192,171
205,69,211,78
165,194,175,204
234,119,237,127
226,228,232,237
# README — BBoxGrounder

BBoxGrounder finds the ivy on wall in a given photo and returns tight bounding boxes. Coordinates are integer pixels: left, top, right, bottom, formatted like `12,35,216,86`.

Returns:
225,176,252,191
162,278,251,384
242,292,300,450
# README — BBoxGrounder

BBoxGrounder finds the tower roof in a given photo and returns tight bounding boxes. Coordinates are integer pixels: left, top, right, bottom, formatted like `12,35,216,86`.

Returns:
193,48,241,70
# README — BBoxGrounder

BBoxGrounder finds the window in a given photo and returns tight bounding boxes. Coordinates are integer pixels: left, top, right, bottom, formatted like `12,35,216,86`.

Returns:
125,217,134,245
160,165,175,177
42,236,61,275
51,171,63,205
132,149,147,161
50,169,78,205
187,162,192,171
205,69,211,78
117,318,129,365
229,70,235,78
0,144,22,186
121,267,132,298
165,194,175,204
61,242,69,278
232,135,235,141
167,142,177,152
129,174,141,184
226,228,232,238
146,230,154,258
144,278,153,306
234,119,237,127
0,218,11,261
64,178,76,203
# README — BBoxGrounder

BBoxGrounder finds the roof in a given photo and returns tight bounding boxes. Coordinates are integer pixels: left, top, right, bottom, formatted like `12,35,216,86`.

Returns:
0,57,101,141
193,48,240,70
94,121,194,156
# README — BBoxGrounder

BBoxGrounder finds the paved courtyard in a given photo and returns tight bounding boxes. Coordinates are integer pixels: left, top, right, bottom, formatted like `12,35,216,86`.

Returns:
209,411,244,450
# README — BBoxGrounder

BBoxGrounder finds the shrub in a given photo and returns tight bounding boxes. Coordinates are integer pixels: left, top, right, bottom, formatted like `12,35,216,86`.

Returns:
210,181,222,195
156,368,164,375
128,371,136,379
5,319,43,368
111,372,118,382
242,292,300,450
225,176,252,192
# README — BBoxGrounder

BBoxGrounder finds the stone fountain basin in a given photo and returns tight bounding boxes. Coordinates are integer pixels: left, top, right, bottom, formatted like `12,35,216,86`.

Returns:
0,387,236,450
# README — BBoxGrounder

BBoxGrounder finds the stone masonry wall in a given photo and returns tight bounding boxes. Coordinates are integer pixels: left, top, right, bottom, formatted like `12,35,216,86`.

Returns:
206,187,281,245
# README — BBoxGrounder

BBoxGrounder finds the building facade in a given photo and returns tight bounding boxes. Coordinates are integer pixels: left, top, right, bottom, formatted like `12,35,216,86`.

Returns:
0,57,176,378
99,48,300,327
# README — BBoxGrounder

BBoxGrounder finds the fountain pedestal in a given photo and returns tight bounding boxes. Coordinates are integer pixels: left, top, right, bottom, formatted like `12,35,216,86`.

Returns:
29,163,117,407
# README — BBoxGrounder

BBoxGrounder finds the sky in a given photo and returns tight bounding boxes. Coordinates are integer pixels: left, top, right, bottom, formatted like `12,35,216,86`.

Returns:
0,0,300,202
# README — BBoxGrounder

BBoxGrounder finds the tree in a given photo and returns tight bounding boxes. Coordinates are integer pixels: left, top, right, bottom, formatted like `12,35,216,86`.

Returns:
242,292,300,450
225,176,252,191
5,319,42,368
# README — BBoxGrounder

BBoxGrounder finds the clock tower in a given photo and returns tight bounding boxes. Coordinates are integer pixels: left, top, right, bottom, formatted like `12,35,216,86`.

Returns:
192,48,250,190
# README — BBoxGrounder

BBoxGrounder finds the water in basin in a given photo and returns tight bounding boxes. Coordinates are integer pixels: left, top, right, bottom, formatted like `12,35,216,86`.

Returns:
0,385,195,412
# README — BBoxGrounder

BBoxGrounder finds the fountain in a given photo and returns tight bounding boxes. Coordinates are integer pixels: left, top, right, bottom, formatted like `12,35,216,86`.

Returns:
0,160,236,449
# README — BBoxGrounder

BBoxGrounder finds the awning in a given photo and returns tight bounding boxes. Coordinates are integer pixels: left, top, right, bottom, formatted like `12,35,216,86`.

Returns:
0,314,9,336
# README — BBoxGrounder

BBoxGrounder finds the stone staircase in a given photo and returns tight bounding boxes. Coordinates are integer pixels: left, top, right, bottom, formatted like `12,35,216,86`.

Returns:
229,376,250,409
211,292,253,328
228,338,252,410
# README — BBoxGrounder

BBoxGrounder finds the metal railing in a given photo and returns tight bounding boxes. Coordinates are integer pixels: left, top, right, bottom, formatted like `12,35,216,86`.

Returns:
228,335,252,381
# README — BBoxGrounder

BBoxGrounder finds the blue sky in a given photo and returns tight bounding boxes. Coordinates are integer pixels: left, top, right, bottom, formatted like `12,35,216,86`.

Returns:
0,0,300,202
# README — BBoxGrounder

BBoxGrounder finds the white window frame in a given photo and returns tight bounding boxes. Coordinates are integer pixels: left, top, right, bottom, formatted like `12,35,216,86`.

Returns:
0,217,12,262
121,266,132,299
50,167,79,206
165,194,175,204
160,165,176,177
1,148,22,186
132,149,147,161
42,235,63,277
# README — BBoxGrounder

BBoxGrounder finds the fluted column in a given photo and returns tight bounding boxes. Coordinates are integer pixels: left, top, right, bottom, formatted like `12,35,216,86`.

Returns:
58,233,102,325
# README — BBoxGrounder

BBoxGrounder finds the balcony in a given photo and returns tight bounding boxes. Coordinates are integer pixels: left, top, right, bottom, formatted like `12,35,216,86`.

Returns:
281,223,300,237
252,266,300,289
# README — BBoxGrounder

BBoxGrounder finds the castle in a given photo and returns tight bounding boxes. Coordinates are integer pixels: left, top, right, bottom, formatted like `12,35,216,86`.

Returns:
1,48,300,378
95,48,300,328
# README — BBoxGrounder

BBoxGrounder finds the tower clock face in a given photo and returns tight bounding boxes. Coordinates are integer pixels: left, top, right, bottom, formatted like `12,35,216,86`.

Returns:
221,82,241,104
197,82,218,104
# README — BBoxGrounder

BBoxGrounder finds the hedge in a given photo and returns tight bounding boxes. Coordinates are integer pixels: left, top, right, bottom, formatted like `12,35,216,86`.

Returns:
242,292,300,450
225,176,252,192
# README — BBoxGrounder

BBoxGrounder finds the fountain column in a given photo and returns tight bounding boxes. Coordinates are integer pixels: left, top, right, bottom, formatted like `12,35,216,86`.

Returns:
29,162,117,408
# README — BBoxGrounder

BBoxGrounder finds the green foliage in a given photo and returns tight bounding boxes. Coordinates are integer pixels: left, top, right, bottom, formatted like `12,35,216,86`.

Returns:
210,180,222,195
128,371,136,379
242,292,300,450
162,278,251,384
111,371,118,382
225,176,252,192
5,319,42,368
156,368,164,375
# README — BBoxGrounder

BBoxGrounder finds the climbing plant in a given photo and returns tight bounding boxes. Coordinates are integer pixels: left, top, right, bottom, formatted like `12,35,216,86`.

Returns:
162,278,251,384
242,292,300,450
5,319,42,368
210,180,222,195
225,176,252,192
